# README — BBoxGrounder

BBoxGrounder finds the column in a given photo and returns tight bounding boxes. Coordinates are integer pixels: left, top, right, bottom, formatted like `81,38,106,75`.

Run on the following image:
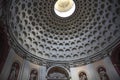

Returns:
20,60,30,80
39,66,47,80
18,58,26,80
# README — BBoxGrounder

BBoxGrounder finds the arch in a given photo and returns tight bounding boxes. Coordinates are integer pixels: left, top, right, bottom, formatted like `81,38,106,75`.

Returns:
7,61,20,80
96,65,105,72
29,69,38,80
46,66,70,80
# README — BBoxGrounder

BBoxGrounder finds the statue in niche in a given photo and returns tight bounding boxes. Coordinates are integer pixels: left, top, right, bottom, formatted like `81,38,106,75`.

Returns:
98,67,109,80
29,70,38,80
8,62,20,80
79,72,87,80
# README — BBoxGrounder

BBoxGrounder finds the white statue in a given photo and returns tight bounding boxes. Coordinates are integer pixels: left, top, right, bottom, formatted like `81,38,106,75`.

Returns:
8,63,19,80
9,66,16,80
79,72,87,80
98,67,109,80
29,70,37,80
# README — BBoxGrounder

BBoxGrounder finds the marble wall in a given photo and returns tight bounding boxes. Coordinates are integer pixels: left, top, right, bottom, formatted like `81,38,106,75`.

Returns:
0,48,120,80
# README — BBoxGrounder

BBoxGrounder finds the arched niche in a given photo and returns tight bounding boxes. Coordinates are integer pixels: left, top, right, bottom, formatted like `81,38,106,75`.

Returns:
46,66,70,80
7,62,20,80
78,71,88,80
97,66,109,80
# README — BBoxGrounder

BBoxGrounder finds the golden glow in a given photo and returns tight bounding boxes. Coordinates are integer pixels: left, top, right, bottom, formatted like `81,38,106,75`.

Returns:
55,0,74,12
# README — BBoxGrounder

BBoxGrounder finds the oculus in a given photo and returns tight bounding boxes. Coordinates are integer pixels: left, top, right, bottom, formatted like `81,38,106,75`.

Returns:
54,0,75,17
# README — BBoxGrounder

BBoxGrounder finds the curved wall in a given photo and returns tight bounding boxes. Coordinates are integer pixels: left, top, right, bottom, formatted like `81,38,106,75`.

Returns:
0,48,120,80
0,21,10,73
111,43,120,76
0,0,120,80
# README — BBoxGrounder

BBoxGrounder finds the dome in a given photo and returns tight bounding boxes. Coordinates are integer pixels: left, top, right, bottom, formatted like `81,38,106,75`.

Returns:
6,0,120,65
1,0,120,80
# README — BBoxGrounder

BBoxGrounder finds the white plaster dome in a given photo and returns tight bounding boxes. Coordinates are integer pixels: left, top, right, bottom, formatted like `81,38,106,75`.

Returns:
7,0,120,64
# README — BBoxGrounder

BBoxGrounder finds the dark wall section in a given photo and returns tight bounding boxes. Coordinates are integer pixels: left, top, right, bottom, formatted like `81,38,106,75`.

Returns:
0,0,7,8
111,43,120,76
0,20,10,73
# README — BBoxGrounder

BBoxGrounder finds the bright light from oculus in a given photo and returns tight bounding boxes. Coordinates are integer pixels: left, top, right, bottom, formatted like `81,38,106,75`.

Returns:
54,0,76,17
